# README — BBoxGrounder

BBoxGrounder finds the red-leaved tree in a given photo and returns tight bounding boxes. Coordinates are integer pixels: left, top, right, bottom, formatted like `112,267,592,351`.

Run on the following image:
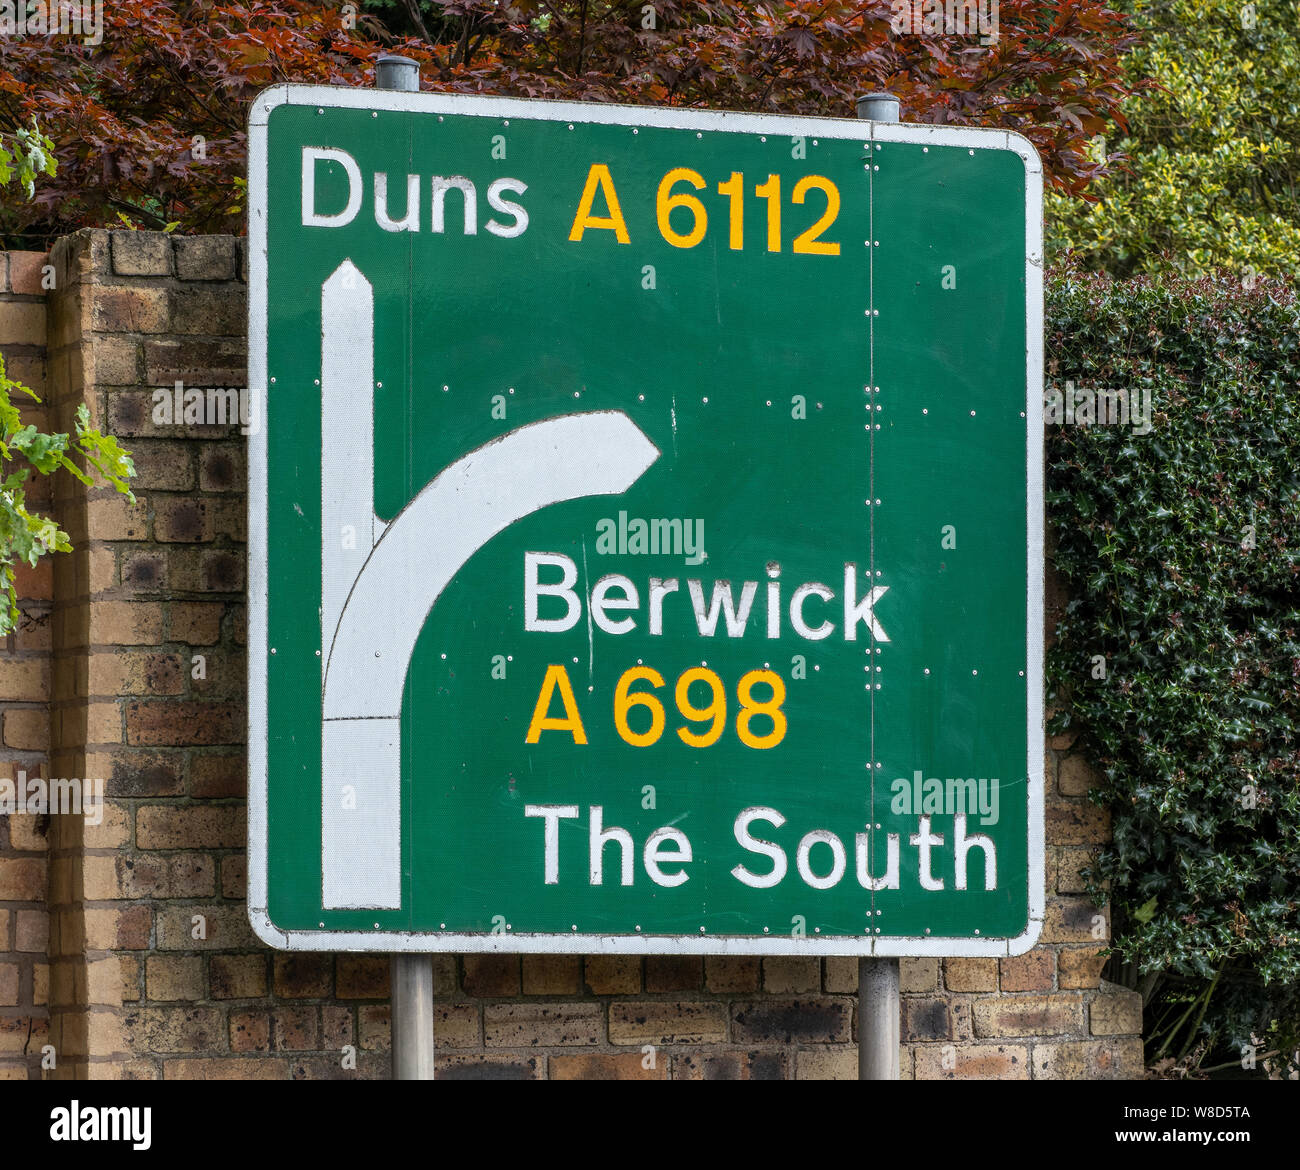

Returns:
0,0,1140,243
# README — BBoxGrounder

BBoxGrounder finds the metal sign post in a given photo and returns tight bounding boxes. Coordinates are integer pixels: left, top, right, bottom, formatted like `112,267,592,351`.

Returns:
854,92,900,1082
246,68,1045,1082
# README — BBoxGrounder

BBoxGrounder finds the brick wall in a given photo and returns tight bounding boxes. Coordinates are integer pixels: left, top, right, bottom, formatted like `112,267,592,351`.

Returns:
0,228,1144,1079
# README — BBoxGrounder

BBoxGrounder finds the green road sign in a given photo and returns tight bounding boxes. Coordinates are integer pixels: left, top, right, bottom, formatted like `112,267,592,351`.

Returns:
247,86,1044,956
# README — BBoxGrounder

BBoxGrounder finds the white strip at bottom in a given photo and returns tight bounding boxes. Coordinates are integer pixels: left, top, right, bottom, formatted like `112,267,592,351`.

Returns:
322,717,401,909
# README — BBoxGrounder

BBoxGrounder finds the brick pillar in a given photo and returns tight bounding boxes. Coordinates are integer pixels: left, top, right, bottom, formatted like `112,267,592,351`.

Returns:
41,230,251,1077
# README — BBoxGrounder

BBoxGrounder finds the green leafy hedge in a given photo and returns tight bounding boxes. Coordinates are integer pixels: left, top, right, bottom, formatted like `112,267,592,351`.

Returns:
1045,264,1300,1076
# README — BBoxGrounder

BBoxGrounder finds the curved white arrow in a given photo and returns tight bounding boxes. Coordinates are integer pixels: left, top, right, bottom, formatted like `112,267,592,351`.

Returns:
318,261,659,909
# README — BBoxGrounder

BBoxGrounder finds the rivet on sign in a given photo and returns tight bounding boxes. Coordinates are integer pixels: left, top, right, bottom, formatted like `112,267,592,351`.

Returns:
441,923,446,929
876,405,882,412
925,927,931,935
873,309,880,316
1021,411,1026,418
814,927,820,934
635,925,641,931
315,650,321,657
377,382,383,389
875,683,882,690
760,136,767,142
439,116,444,122
375,650,381,657
970,410,976,416
763,926,770,933
923,408,928,414
573,657,579,664
571,924,577,931
314,379,320,386
638,394,645,401
876,666,882,673
875,144,882,151
877,909,883,916
812,140,818,146
924,668,930,675
574,391,581,398
317,108,324,115
270,648,277,655
875,928,881,934
270,377,276,384
503,121,509,127
973,669,979,676
700,926,706,933
874,165,879,171
974,929,981,935
874,241,879,247
814,664,820,672
766,400,772,406
442,385,449,391
633,129,638,135
875,424,881,430
441,653,447,660
702,397,709,404
374,923,380,928
371,113,377,119
1019,670,1026,677
875,763,882,770
508,387,514,395
875,647,882,654
319,922,325,927
568,124,574,130
969,149,975,155
875,570,882,577
697,132,702,138
506,924,512,931
876,823,881,829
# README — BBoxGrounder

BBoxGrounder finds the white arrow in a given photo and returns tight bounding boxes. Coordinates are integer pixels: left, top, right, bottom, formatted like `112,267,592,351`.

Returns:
318,261,660,910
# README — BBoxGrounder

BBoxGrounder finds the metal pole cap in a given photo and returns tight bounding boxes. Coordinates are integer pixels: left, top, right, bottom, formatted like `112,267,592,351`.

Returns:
856,93,901,123
375,54,420,92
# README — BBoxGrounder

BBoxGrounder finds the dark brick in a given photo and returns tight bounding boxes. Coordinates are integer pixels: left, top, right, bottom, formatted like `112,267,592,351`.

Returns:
645,956,701,992
462,955,519,998
903,997,954,1042
673,1050,787,1080
731,999,851,1045
273,954,333,999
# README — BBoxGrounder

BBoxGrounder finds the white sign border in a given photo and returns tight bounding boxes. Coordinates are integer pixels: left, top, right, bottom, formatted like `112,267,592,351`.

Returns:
247,85,1045,956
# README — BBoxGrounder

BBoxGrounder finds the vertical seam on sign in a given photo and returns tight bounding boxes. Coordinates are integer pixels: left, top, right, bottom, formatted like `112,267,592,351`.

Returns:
867,127,876,950
403,109,415,929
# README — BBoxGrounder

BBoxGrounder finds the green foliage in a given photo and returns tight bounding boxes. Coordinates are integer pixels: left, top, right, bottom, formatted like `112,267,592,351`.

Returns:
0,127,135,635
1047,0,1300,277
0,119,56,198
1045,263,1300,1075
